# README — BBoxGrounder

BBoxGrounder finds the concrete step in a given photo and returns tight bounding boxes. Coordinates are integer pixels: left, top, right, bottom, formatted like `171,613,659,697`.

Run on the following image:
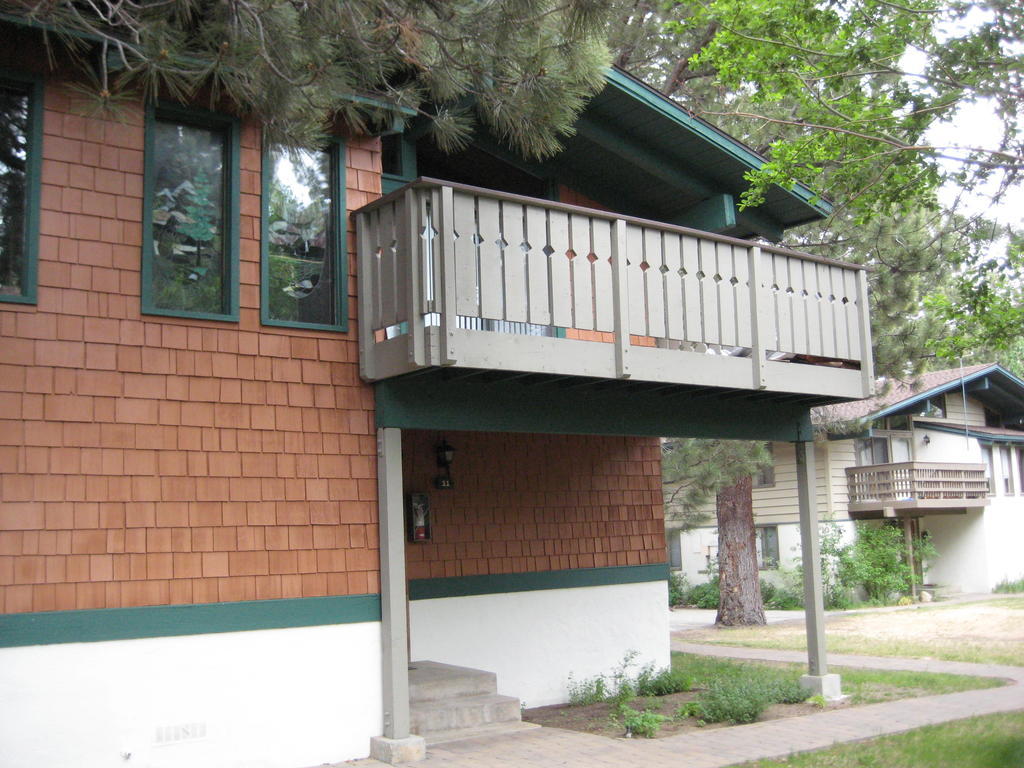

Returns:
423,721,540,746
409,660,498,703
410,693,522,734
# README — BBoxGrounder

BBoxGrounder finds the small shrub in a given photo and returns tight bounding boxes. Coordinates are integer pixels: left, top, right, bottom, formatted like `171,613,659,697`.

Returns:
697,678,770,724
806,694,827,709
623,708,666,738
567,673,607,706
897,595,914,606
635,665,693,696
675,701,703,720
994,577,1024,593
686,579,721,609
763,677,808,705
761,577,803,610
668,571,688,606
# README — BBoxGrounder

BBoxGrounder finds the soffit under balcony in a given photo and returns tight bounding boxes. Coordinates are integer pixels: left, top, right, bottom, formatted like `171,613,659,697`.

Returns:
374,368,835,442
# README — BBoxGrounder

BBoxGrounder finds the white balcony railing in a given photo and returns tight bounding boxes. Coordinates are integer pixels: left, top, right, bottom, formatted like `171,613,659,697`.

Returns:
846,462,990,511
355,179,873,399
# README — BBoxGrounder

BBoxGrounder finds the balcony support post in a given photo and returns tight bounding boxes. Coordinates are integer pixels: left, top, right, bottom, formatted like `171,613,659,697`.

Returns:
611,219,631,379
903,517,918,600
370,427,426,763
795,440,843,700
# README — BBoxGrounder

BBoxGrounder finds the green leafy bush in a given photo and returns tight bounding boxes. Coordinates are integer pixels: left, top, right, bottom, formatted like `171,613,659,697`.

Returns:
623,708,666,738
760,578,803,610
567,673,608,705
686,578,721,609
762,676,808,704
689,664,808,723
668,571,688,606
696,678,771,724
634,665,693,697
841,522,937,603
994,577,1024,593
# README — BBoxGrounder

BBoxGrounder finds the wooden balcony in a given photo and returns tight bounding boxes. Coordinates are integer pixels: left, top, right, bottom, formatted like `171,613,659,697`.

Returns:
355,179,873,400
846,462,991,515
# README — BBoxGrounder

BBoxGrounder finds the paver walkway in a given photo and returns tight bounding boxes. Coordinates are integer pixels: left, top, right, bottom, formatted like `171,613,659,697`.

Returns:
348,643,1024,768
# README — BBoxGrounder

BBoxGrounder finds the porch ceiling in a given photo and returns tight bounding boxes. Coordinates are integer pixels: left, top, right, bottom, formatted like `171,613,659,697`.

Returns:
373,368,837,441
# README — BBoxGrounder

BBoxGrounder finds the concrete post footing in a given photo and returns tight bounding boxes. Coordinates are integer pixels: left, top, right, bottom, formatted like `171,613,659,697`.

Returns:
369,735,426,764
800,673,843,701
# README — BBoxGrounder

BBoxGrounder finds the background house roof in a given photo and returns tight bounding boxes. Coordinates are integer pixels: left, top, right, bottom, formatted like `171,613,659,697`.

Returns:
814,363,1024,428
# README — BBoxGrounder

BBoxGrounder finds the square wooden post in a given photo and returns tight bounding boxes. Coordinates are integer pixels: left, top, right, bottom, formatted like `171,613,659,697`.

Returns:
795,440,842,699
370,427,425,763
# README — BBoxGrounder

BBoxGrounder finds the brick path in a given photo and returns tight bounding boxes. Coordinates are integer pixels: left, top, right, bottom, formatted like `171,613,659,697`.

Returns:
349,642,1023,768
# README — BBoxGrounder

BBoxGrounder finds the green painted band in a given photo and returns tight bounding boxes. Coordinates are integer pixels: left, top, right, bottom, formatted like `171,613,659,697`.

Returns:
0,593,381,648
408,563,668,600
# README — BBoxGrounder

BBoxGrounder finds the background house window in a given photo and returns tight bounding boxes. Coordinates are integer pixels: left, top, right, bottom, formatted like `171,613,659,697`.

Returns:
143,105,239,320
756,525,779,569
753,444,775,488
984,408,1002,428
916,395,946,419
0,72,42,304
261,142,347,331
856,432,911,465
668,533,682,569
856,436,888,466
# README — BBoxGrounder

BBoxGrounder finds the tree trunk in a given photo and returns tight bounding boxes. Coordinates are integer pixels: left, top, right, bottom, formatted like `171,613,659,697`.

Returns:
715,475,766,626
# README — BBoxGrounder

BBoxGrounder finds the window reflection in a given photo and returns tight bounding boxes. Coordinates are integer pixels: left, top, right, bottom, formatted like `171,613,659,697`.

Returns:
266,146,336,326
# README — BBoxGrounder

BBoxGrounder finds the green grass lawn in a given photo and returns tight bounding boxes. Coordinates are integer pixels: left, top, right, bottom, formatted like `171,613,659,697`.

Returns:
672,652,1003,705
733,712,1024,767
680,598,1024,666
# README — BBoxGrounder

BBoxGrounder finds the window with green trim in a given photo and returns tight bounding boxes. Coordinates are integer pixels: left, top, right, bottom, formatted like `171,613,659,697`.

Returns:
261,140,347,331
0,71,42,304
142,104,239,320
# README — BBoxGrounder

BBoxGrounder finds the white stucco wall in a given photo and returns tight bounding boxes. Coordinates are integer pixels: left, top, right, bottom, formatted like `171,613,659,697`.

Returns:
983,498,1024,589
920,509,988,594
675,520,854,587
409,580,669,708
0,622,382,768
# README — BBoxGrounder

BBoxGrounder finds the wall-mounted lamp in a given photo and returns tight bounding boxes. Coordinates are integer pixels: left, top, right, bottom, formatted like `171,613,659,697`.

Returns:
435,439,455,489
922,434,931,446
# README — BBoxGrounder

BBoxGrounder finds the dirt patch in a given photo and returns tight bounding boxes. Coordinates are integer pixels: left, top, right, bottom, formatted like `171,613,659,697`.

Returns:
680,600,1024,665
522,691,849,739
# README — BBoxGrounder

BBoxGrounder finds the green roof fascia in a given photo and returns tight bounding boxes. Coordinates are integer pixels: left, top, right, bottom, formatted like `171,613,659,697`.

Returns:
920,422,1024,445
0,11,106,43
602,67,833,219
342,93,416,118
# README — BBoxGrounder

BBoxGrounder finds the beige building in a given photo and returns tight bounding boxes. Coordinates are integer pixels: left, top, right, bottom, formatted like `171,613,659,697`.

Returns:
673,364,1024,595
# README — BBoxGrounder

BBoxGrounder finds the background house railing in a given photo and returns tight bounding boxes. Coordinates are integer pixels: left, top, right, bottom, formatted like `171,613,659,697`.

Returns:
355,179,873,398
846,462,990,510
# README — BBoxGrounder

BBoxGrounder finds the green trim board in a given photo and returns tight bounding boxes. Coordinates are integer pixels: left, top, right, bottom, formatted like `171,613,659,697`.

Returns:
0,68,43,305
141,102,241,322
260,138,349,332
922,422,1024,445
0,593,381,648
374,369,816,441
409,563,669,600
